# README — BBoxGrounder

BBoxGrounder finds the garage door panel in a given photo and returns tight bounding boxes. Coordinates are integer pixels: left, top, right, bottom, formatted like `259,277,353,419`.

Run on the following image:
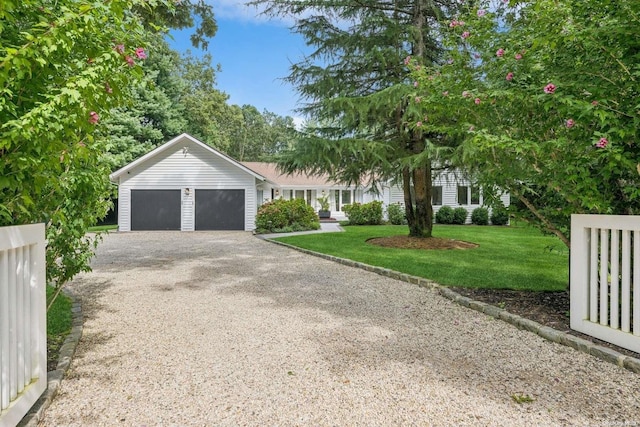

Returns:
131,190,181,230
195,189,245,230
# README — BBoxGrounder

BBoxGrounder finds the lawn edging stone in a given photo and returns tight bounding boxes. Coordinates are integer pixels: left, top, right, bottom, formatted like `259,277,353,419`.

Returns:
19,289,84,427
265,237,640,375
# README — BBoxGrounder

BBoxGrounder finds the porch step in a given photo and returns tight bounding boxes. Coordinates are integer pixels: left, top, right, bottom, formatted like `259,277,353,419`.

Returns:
319,218,340,223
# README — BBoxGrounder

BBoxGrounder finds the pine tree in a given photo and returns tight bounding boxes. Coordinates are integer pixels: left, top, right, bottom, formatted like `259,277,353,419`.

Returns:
253,0,460,237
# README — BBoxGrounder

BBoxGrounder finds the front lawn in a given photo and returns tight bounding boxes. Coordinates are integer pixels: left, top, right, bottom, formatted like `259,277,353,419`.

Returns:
274,224,568,291
47,286,73,371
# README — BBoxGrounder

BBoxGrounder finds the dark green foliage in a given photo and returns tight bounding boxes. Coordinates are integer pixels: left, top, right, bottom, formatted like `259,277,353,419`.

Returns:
254,0,464,238
435,206,455,224
471,207,489,225
386,203,407,225
343,201,383,225
452,207,468,225
255,199,320,233
491,206,510,226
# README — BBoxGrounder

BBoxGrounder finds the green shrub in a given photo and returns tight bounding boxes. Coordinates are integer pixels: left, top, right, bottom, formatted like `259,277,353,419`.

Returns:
386,203,407,225
491,206,510,225
471,207,489,225
255,198,320,233
343,201,384,225
435,205,455,224
452,207,468,224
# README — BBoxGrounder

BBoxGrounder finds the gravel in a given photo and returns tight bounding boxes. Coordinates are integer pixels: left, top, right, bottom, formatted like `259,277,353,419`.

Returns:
40,231,640,426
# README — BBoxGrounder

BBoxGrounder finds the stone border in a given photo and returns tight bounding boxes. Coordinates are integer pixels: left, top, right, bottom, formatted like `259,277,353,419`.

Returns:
19,290,83,427
265,238,640,375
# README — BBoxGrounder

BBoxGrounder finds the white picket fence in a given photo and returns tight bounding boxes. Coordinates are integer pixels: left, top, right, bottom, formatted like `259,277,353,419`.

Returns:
570,214,640,353
0,224,47,427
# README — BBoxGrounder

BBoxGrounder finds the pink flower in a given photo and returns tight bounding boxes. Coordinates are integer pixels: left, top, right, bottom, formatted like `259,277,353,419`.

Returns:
416,121,423,127
135,48,147,59
404,55,411,65
415,96,421,103
506,72,514,81
461,31,470,39
114,44,125,54
125,55,135,66
565,119,575,128
592,100,599,106
544,83,557,94
496,48,505,57
449,20,458,28
475,98,481,105
474,53,481,59
442,91,449,97
596,137,609,148
458,21,465,26
462,90,470,98
477,9,486,17
88,111,99,125
413,81,419,87
515,53,522,60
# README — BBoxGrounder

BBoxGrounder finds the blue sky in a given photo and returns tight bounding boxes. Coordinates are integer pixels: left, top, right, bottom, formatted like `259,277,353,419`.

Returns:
166,1,310,124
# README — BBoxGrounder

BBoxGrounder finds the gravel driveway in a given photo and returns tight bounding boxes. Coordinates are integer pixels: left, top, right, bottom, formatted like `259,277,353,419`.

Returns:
41,231,640,426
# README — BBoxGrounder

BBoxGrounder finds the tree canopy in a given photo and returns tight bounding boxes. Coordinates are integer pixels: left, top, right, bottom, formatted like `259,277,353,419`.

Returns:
253,0,463,237
410,0,640,246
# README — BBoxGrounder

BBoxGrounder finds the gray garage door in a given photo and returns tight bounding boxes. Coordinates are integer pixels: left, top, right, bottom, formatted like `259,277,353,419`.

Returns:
195,189,245,230
131,190,181,230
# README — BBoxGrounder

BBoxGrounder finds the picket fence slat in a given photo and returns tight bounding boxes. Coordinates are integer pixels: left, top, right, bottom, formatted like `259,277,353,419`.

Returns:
0,224,46,427
571,215,640,354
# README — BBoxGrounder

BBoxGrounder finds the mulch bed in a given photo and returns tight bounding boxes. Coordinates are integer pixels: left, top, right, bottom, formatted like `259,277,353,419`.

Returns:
370,235,640,361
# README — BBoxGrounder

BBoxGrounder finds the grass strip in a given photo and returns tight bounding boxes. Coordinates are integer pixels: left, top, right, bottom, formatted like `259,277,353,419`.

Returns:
274,224,568,291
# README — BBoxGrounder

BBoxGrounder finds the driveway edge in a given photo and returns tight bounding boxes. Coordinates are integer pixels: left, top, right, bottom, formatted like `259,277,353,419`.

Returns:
264,238,640,375
19,290,84,427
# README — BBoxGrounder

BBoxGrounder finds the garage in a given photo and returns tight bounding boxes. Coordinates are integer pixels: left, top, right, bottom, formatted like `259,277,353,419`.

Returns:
131,190,181,230
109,134,265,232
195,189,245,230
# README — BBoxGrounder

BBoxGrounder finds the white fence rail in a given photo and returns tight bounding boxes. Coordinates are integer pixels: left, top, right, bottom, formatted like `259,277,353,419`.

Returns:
0,224,47,427
570,214,640,353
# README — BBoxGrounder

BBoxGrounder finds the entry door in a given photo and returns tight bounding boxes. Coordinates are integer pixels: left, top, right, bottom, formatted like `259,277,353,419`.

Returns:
195,189,245,230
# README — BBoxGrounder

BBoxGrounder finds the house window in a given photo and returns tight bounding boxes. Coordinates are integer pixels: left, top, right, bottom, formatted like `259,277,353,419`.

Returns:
342,190,352,206
306,190,312,205
432,186,442,206
334,190,340,211
471,186,480,205
295,190,305,200
457,186,468,205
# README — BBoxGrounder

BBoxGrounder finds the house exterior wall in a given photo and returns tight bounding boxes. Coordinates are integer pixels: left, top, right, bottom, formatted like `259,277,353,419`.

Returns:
116,140,257,231
383,172,510,224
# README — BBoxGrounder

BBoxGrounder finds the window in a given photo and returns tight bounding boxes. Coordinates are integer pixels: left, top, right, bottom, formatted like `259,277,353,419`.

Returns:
432,186,443,205
342,190,352,205
457,186,468,205
295,190,305,200
471,186,480,205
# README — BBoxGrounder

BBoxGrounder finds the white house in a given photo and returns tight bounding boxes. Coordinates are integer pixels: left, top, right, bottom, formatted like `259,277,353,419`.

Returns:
110,133,509,231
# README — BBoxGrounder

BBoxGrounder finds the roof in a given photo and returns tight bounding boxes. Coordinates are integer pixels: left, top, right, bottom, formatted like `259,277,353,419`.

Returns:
109,133,266,182
242,162,342,187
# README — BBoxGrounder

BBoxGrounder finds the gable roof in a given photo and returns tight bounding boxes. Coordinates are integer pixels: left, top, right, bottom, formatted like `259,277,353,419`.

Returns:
241,162,343,187
109,133,266,182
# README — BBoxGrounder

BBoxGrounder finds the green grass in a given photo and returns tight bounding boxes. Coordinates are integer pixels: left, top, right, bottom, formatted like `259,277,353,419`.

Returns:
88,224,117,232
274,224,568,291
47,286,73,370
47,286,72,337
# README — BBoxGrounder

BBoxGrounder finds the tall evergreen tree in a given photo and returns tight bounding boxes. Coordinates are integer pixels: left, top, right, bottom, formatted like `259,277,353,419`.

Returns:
253,0,460,237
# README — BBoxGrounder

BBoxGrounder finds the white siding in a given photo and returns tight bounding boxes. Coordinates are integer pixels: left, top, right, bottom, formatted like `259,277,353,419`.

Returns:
182,190,194,231
117,139,258,231
378,171,510,224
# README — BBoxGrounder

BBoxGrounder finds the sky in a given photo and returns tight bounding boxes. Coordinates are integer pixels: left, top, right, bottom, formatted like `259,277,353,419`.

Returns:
166,1,310,124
